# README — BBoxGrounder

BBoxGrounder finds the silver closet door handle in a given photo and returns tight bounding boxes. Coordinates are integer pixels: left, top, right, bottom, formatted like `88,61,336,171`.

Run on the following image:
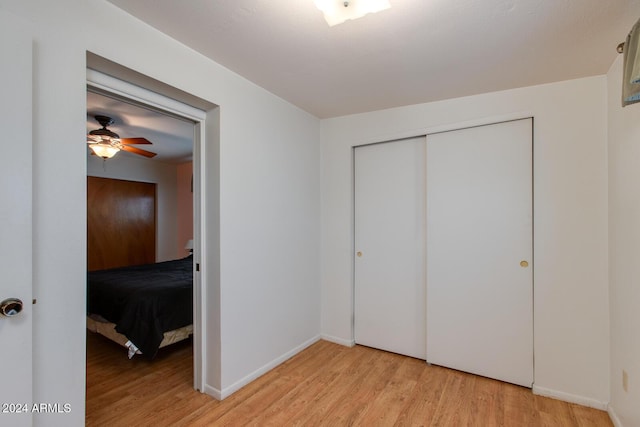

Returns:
0,298,23,317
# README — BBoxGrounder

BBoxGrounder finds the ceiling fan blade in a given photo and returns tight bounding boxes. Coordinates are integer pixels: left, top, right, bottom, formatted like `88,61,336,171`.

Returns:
120,145,157,158
120,137,152,145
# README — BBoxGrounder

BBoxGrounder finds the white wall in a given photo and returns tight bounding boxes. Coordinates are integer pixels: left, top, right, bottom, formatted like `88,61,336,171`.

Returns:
87,153,179,262
607,55,640,427
217,80,322,395
320,77,610,407
176,161,193,258
2,0,321,425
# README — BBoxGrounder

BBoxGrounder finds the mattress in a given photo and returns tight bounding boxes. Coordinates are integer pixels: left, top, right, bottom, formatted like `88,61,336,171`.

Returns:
87,255,193,358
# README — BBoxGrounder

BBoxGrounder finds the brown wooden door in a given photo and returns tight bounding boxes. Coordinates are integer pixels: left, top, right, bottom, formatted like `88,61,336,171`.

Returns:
87,176,156,271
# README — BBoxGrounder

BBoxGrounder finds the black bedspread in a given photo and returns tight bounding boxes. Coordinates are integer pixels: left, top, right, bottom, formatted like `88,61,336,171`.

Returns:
87,256,193,359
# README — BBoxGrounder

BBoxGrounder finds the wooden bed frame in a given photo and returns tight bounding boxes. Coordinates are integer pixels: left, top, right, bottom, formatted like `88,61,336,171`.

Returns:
87,315,193,358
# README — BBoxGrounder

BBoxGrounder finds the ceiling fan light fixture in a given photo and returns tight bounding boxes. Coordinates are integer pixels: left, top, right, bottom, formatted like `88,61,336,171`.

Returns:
89,142,120,159
87,115,157,159
314,0,391,26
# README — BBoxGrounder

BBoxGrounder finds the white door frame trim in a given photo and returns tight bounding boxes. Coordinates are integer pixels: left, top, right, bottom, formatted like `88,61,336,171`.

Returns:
86,69,207,392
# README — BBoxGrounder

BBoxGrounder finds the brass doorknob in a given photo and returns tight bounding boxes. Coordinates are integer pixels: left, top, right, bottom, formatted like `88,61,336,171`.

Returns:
0,298,23,317
520,260,529,268
356,251,363,257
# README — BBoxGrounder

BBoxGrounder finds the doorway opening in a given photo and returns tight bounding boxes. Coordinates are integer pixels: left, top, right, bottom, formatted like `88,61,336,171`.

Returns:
84,57,218,418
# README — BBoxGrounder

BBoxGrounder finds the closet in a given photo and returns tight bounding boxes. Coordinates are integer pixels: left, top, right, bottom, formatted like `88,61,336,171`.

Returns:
354,119,533,387
87,176,156,271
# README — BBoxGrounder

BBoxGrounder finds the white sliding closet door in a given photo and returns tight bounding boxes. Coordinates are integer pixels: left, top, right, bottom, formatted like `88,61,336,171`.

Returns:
354,137,426,360
426,119,533,387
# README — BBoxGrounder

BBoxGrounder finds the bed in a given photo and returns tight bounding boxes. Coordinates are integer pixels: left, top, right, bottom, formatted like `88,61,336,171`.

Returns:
86,255,193,359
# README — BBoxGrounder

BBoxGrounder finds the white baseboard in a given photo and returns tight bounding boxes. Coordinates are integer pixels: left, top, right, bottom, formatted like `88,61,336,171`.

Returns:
202,384,222,400
608,405,623,427
320,333,355,347
215,334,321,399
532,385,608,410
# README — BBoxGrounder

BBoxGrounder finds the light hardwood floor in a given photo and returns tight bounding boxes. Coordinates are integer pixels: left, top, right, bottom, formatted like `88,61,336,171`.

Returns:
86,332,612,426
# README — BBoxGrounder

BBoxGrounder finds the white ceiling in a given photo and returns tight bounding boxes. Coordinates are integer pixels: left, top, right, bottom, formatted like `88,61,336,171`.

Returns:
92,0,640,161
106,0,640,119
86,91,194,163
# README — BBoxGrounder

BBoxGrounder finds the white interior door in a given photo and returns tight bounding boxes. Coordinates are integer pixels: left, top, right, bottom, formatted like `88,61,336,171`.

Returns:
0,9,33,425
354,137,426,360
426,119,533,387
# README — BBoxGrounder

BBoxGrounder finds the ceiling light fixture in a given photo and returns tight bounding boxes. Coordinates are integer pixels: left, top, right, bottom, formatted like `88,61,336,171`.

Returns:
88,141,120,159
314,0,391,26
87,115,121,159
86,115,157,159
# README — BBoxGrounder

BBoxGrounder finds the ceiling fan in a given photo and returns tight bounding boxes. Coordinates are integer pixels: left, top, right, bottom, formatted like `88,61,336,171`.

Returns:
87,115,157,159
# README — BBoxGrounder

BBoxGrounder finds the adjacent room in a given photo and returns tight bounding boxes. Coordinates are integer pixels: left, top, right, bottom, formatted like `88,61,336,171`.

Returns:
84,88,198,421
1,1,640,427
